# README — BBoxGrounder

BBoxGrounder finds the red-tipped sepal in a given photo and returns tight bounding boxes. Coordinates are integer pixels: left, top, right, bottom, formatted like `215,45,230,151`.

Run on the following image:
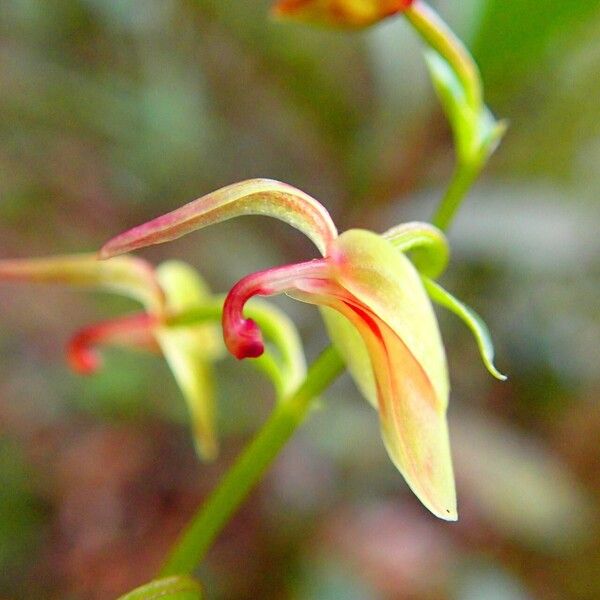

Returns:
67,313,159,374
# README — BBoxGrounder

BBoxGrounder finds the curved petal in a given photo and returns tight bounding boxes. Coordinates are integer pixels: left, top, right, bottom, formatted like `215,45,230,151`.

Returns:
156,261,222,461
68,313,159,374
383,221,449,278
422,276,507,381
0,253,164,313
100,179,338,259
272,0,413,28
222,258,329,359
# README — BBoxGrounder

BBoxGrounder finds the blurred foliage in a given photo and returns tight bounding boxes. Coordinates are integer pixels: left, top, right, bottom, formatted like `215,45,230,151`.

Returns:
0,0,599,598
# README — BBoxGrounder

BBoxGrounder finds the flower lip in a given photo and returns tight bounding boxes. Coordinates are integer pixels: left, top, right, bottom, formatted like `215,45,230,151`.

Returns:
222,258,331,360
225,318,265,360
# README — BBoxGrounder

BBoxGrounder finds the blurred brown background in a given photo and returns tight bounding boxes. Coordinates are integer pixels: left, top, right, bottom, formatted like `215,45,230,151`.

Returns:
1,0,599,598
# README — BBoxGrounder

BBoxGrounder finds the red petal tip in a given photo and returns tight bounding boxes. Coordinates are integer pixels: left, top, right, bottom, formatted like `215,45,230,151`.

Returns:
67,343,102,375
225,319,265,360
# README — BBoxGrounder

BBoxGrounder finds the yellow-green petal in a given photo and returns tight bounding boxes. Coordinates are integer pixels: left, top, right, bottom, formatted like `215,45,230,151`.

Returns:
317,295,456,520
165,295,307,401
422,276,507,381
156,261,223,461
320,306,377,408
0,253,164,313
244,298,307,398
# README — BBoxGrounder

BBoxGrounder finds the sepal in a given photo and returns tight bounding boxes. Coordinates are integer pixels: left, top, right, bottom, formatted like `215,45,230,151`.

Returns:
0,254,164,313
157,261,223,461
422,276,507,381
101,179,337,259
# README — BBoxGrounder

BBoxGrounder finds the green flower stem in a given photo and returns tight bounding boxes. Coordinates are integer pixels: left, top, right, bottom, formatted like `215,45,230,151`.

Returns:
159,345,345,577
431,160,479,231
405,0,482,111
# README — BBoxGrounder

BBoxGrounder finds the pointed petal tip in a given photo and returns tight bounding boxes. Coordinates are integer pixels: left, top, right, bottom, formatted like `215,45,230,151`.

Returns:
481,348,507,381
492,369,508,382
417,490,458,522
194,437,219,463
416,489,457,521
99,223,159,260
97,245,113,261
98,235,131,261
437,506,458,522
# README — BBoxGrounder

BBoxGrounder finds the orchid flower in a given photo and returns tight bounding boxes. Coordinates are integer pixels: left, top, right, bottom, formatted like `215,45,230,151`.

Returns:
272,0,414,28
100,179,505,520
0,253,306,460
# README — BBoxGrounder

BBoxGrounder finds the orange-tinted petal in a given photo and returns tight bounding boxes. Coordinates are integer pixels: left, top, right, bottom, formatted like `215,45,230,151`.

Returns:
330,229,448,408
297,230,455,518
272,0,413,28
343,303,456,520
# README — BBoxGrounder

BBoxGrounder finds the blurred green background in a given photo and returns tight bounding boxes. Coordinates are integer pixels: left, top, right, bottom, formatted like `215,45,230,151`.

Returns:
1,0,599,598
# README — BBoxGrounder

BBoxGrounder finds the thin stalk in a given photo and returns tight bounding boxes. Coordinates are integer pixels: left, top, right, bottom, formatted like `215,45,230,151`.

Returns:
159,345,345,576
431,160,479,231
405,0,482,111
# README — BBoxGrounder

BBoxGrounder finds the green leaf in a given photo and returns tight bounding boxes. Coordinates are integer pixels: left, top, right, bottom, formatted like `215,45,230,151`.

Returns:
422,276,506,381
425,50,476,160
116,575,203,600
